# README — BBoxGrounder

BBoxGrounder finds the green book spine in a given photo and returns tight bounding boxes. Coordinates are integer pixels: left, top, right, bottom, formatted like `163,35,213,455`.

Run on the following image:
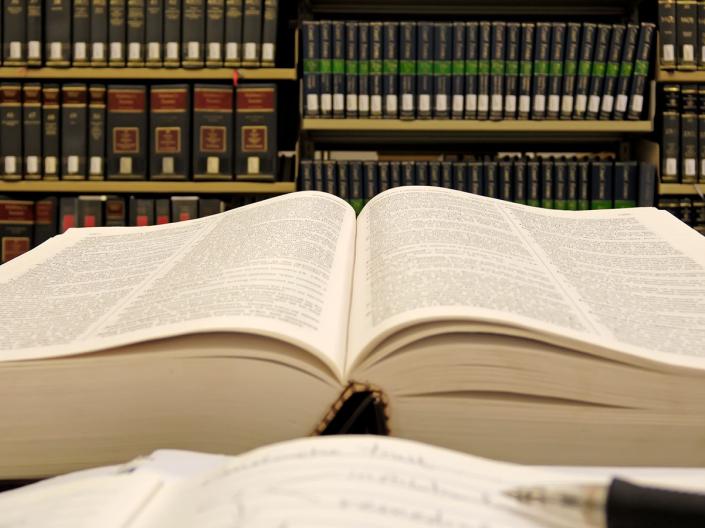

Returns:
531,22,550,120
590,160,614,209
540,158,554,208
586,24,611,119
504,23,519,119
527,161,540,206
320,20,333,118
560,23,580,119
369,22,383,118
383,22,399,119
434,22,452,119
451,22,466,119
302,21,320,118
349,161,364,214
399,21,416,119
612,24,639,120
489,21,506,121
627,23,655,121
513,159,527,204
337,161,349,200
345,21,359,118
464,21,479,119
573,23,596,119
598,24,625,120
547,22,565,120
518,23,534,120
553,159,568,209
477,21,491,120
333,21,346,118
566,159,579,210
613,161,638,208
577,160,590,210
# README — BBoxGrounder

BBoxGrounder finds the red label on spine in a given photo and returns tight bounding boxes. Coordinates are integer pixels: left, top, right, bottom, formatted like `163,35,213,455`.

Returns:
108,89,146,111
83,215,96,227
200,126,226,153
35,201,54,224
151,90,188,111
194,89,233,111
157,215,169,224
136,215,149,226
62,214,75,232
0,202,34,222
113,128,140,153
62,87,88,105
179,212,191,222
237,89,275,111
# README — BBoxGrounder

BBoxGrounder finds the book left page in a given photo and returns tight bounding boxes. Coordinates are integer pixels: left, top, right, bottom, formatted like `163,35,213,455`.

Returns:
0,192,356,379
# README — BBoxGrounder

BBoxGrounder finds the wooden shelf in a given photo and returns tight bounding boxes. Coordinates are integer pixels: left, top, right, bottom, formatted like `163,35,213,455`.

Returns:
656,69,705,83
0,181,296,194
659,183,705,196
0,67,297,81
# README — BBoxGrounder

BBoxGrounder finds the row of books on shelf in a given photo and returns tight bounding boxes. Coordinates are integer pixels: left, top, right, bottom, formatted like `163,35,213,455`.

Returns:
1,0,278,68
0,194,269,263
661,83,705,183
659,196,705,233
299,158,657,215
658,0,705,70
302,21,654,121
0,82,278,181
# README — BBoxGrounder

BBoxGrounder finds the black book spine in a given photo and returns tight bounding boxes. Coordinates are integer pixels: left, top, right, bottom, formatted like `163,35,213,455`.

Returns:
171,196,198,222
638,162,656,206
88,84,106,180
699,85,705,181
299,159,313,191
527,160,540,206
468,161,482,195
677,0,697,69
22,83,41,180
234,83,277,180
614,161,638,208
682,85,698,182
205,0,224,66
511,159,525,204
612,24,639,120
90,0,109,65
323,160,337,196
109,0,126,66
126,0,145,66
441,161,453,189
145,0,162,64
302,21,320,118
518,23,534,120
33,197,58,246
578,160,590,209
363,161,378,202
345,21,359,118
587,24,611,119
452,162,466,192
590,160,613,209
553,159,568,209
42,84,60,179
0,83,23,180
383,21,399,119
659,0,677,69
261,0,276,66
319,20,333,118
73,0,91,65
415,161,428,185
434,22,452,119
223,0,242,66
61,84,88,180
547,22,565,120
332,21,345,118
662,85,680,182
378,161,390,193
0,199,34,262
107,84,147,180
241,0,261,66
26,0,42,65
541,158,554,208
347,161,362,212
599,24,625,119
46,0,72,66
498,159,513,201
192,84,232,180
465,21,478,119
477,21,491,120
401,160,415,186
59,197,78,231
504,22,519,119
150,84,190,180
566,159,578,210
199,199,223,218
400,23,416,119
337,160,349,200
77,196,104,227
129,196,154,225
369,22,383,118
627,23,655,121
389,161,401,188
417,22,433,120
451,22,465,119
105,195,126,226
532,22,550,120
484,161,498,198
560,23,580,119
573,23,595,119
312,160,323,190
182,0,205,67
4,0,26,65
699,0,705,69
429,161,441,187
489,21,505,121
358,22,370,118
163,0,181,66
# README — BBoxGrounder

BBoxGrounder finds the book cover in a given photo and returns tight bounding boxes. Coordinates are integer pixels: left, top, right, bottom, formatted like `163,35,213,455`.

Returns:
389,161,401,188
145,0,162,65
73,0,91,65
489,21,505,121
573,23,596,119
302,21,320,118
235,84,277,181
566,159,579,210
150,84,190,180
677,0,697,69
681,85,698,183
171,196,198,221
193,84,232,180
241,0,262,66
477,21,491,120
504,22,519,119
598,24,625,120
224,0,243,66
614,161,638,208
627,23,655,121
638,162,657,205
498,158,512,201
527,159,540,207
560,23,580,120
483,160,498,198
590,160,614,209
107,85,147,180
428,161,441,187
358,22,370,118
383,22,399,119
299,159,313,191
518,23,534,120
46,0,71,66
345,21,359,118
90,0,109,65
319,20,333,118
658,0,677,69
58,196,78,231
401,160,415,186
441,161,453,189
61,84,88,180
553,157,568,209
198,197,224,217
77,196,104,227
417,22,433,120
531,22,550,120
205,0,224,66
22,83,42,180
0,83,23,180
313,159,323,190
26,0,42,65
399,21,416,120
105,196,126,225
468,161,482,195
586,24,611,120
369,22,383,119
182,0,205,67
434,22,452,119
415,161,428,185
3,0,26,65
662,85,680,183
578,159,590,209
42,84,60,180
540,158,554,208
33,197,57,246
452,161,466,191
0,199,33,263
109,0,126,66
378,161,390,193
155,198,169,223
321,160,335,195
451,22,465,120
88,84,107,180
547,22,565,120
261,0,277,66
337,160,349,200
465,21,479,119
612,24,639,120
163,0,181,66
513,158,527,204
349,161,364,213
332,21,346,119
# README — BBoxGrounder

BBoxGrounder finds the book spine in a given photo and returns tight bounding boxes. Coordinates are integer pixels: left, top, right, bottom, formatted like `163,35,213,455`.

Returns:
518,23,534,120
612,24,639,120
126,0,145,66
401,160,415,186
22,83,42,180
434,22,452,119
299,159,313,191
638,162,657,206
587,24,611,119
198,197,224,217
553,159,567,209
33,197,58,246
489,21,505,121
182,0,205,67
205,0,224,66
483,160,498,197
332,20,346,118
699,0,705,68
498,159,512,201
42,84,60,179
129,196,154,225
451,22,465,119
566,159,578,210
573,23,595,119
345,21,359,118
416,22,432,119
0,83,22,180
378,161,390,192
357,22,370,118
477,21,491,120
699,84,705,181
302,21,319,118
88,84,106,179
540,158,554,208
389,160,401,188
104,196,125,226
223,0,242,66
4,0,26,65
560,23,580,120
598,24,625,119
155,197,170,223
662,85,680,182
527,160,540,206
383,21,399,119
261,0,276,66
312,159,323,190
349,161,363,213
163,0,181,66
547,22,565,120
0,199,34,263
468,161,482,194
150,84,189,180
413,161,426,185
627,23,655,120
319,20,333,118
337,160,349,200
90,0,109,65
77,196,104,227
531,22,550,120
590,160,613,209
614,161,638,207
73,0,91,64
192,84,232,180
144,0,162,65
441,161,453,189
26,0,42,65
578,160,590,209
504,22,519,119
59,197,78,231
107,84,147,180
682,85,698,182
235,83,276,180
513,159,526,204
109,0,126,66
428,161,441,187
369,22,383,118
677,0,697,69
171,196,198,221
323,160,337,195
46,0,72,66
452,162,466,192
659,0,677,68
465,21,478,119
241,0,261,66
61,84,88,180
363,161,377,204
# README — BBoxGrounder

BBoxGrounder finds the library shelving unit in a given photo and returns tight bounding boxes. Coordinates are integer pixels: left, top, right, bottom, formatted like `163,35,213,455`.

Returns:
0,67,298,82
659,183,705,196
656,69,705,84
0,181,296,195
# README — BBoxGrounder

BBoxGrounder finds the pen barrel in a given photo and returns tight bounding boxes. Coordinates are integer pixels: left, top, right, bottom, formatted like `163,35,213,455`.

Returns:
607,478,705,528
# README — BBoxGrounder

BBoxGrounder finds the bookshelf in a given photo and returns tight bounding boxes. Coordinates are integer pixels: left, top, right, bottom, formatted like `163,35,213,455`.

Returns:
656,69,705,83
659,183,705,196
0,67,298,81
0,181,295,194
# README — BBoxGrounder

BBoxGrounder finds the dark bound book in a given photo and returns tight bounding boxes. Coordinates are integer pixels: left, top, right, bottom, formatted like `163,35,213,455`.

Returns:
614,161,638,208
699,85,705,182
560,23,580,120
126,0,144,65
573,23,595,119
590,160,614,209
22,83,42,180
498,158,513,201
319,20,333,118
4,0,26,65
0,199,33,264
205,0,224,66
417,22,434,120
638,162,657,206
0,83,23,180
681,85,698,183
26,0,42,65
61,84,88,180
699,0,705,69
333,21,346,119
547,22,565,120
483,161,498,198
504,22,519,119
434,22,452,120
527,160,540,207
33,197,58,246
59,196,78,232
345,21,359,118
107,85,147,180
90,0,109,65
358,22,370,118
163,0,181,66
451,22,466,119
88,84,107,180
235,84,277,181
477,21,491,120
42,84,60,180
586,24,611,120
369,21,383,118
302,21,319,118
452,162,465,192
182,0,205,67
598,24,625,120
105,195,126,226
155,198,170,224
145,0,162,65
224,0,243,66
241,0,262,66
626,23,655,121
612,24,639,120
108,0,126,66
468,161,482,195
77,196,104,227
465,21,479,119
540,158,554,208
46,0,72,66
677,0,697,69
399,21,416,120
489,21,505,121
171,196,198,221
514,158,527,204
658,0,676,69
73,0,91,65
383,21,399,119
518,23,534,120
261,0,276,66
199,197,224,217
193,84,232,180
531,22,550,120
577,159,590,210
150,84,190,180
553,158,568,209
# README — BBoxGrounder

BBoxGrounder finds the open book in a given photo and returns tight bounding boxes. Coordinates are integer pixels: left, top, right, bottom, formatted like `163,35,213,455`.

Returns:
4,435,705,528
2,187,705,478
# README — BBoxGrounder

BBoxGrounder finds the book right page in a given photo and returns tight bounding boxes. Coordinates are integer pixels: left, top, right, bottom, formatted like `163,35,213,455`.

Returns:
347,187,705,372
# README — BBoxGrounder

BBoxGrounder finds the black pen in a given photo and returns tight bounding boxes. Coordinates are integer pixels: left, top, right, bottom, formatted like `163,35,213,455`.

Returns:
505,478,705,528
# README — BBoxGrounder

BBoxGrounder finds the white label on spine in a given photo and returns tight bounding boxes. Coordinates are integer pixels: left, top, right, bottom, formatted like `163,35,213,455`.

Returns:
419,94,431,113
519,95,530,114
226,43,239,61
347,94,358,112
9,41,21,59
110,42,123,60
359,95,370,113
491,94,502,112
207,157,220,174
90,156,102,176
533,95,545,113
187,42,200,60
561,96,573,114
453,95,464,113
209,43,222,60
601,94,614,113
28,41,40,59
128,43,141,60
50,42,62,60
684,44,694,63
615,94,628,113
148,42,161,60
4,156,16,175
686,159,697,177
436,94,448,112
548,95,560,113
575,94,587,113
244,43,257,61
662,44,675,63
306,94,319,113
67,156,79,174
588,95,600,114
466,94,477,112
45,157,57,175
92,43,105,61
631,94,644,113
334,94,345,112
402,94,414,112
386,95,398,115
26,156,38,174
262,43,274,62
478,94,489,112
119,157,132,175
166,42,179,60
666,158,677,176
74,43,87,60
371,95,382,114
504,95,516,113
162,157,174,175
321,94,332,113
247,156,260,175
